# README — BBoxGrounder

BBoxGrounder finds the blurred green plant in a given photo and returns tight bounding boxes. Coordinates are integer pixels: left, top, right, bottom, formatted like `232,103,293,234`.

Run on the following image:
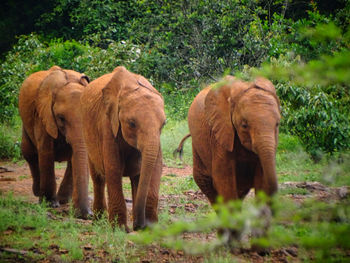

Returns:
131,189,350,262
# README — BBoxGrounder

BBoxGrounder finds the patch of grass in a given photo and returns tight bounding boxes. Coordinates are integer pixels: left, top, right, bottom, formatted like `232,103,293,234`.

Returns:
160,175,199,196
279,187,309,195
161,119,192,167
277,148,324,183
0,192,135,262
321,152,350,186
0,117,21,161
203,254,239,263
18,175,29,180
278,133,303,152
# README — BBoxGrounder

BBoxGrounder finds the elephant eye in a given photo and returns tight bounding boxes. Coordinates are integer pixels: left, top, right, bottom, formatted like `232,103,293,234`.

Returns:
276,122,280,128
128,119,136,129
241,120,248,129
57,115,65,124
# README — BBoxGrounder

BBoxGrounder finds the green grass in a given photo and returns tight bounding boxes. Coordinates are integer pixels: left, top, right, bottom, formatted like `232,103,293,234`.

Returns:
161,119,192,166
0,193,133,262
0,116,21,160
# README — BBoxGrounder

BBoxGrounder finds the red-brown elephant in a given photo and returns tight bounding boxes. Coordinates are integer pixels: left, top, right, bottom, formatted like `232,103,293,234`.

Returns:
19,66,91,219
80,66,166,231
177,76,280,206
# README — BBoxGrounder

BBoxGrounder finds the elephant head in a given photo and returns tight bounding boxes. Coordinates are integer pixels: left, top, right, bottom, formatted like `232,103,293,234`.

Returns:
102,66,166,229
205,77,281,196
36,67,91,216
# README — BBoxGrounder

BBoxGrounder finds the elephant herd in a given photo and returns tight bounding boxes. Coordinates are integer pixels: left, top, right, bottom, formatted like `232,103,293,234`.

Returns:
18,65,280,232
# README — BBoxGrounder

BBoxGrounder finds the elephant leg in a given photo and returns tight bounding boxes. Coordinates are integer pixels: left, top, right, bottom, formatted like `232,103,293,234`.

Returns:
192,149,218,204
102,126,128,230
236,162,256,199
89,160,106,218
130,174,139,212
35,127,58,207
211,151,238,202
57,160,73,204
106,173,127,230
21,130,40,196
38,150,58,207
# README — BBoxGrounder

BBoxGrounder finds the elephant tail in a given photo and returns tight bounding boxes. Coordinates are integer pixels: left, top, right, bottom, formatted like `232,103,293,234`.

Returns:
173,134,191,161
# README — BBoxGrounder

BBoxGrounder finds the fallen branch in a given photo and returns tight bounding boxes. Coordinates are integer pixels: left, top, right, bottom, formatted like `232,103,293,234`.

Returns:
0,167,14,173
0,247,29,256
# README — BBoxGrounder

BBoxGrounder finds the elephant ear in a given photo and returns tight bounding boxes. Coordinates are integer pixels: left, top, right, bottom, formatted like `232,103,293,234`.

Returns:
37,70,67,139
79,74,90,86
205,82,235,152
254,77,276,94
64,70,90,86
102,66,128,137
254,77,281,111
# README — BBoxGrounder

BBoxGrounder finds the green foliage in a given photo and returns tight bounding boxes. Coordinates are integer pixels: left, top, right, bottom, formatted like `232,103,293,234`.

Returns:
0,34,44,122
277,83,349,159
0,118,21,160
36,0,138,44
253,22,350,158
131,189,350,261
0,34,141,122
0,0,349,160
129,0,271,88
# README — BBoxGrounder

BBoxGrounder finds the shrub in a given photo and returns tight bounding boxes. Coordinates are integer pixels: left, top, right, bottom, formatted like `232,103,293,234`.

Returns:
0,34,44,122
0,120,21,160
277,84,349,160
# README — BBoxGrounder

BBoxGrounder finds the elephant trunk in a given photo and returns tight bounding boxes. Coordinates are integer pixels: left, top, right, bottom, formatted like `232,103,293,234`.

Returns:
71,139,90,218
133,138,160,230
255,138,278,196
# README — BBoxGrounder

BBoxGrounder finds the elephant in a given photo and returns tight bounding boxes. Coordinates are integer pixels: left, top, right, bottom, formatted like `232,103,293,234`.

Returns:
80,66,166,231
19,66,92,219
176,76,280,206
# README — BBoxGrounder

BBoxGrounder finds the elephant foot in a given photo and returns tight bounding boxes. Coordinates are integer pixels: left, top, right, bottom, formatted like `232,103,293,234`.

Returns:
75,207,93,220
39,196,60,208
57,196,71,205
32,181,40,197
108,220,130,233
133,221,148,231
217,228,242,245
250,244,271,256
92,210,106,221
121,225,131,233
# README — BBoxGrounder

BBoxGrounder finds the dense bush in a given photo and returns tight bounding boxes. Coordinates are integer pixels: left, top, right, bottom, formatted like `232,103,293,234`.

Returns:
277,84,349,160
255,23,350,158
0,1,349,159
0,34,44,123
